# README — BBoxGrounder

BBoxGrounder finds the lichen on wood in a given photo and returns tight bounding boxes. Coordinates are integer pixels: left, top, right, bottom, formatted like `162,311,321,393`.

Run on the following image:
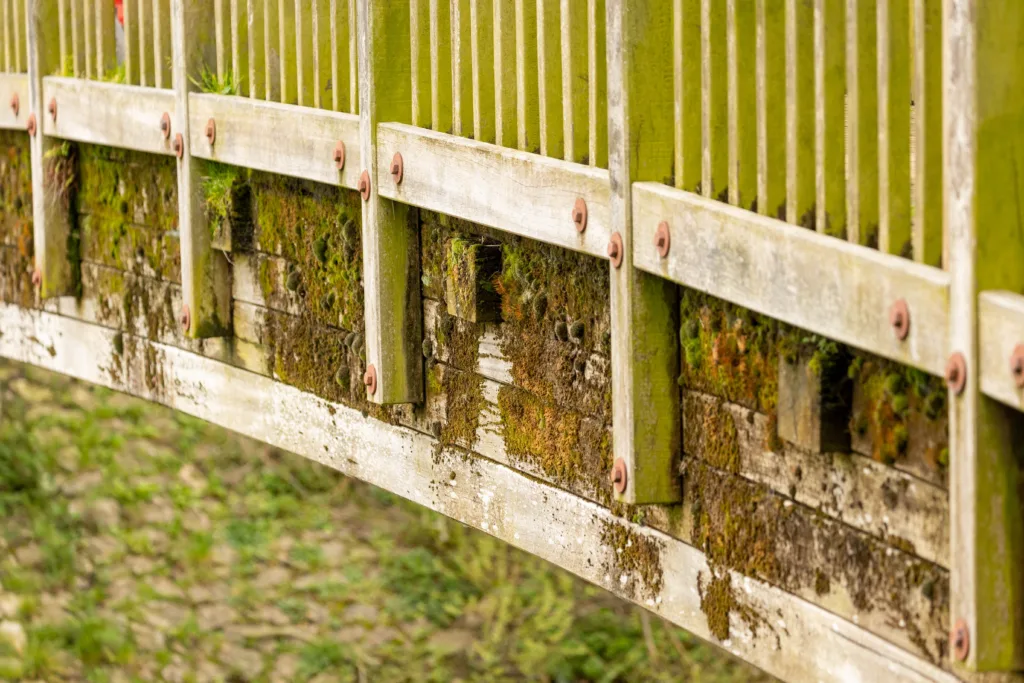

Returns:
0,131,35,307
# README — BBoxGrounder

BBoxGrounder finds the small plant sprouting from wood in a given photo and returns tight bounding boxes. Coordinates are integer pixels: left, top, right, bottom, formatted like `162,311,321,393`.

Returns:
200,161,246,228
43,141,76,210
191,65,239,96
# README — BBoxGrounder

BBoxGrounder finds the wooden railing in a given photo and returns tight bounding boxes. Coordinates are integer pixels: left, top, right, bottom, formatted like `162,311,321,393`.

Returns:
1,2,1024,681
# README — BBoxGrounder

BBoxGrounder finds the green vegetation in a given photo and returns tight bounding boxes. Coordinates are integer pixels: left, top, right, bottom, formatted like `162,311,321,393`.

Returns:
192,65,240,96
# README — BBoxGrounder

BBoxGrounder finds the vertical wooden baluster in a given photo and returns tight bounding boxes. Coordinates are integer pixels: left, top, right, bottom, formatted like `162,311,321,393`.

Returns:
3,0,10,73
814,0,844,236
452,0,472,135
756,0,785,218
493,0,516,147
58,0,67,74
946,1,1024,673
312,0,320,107
357,0,423,404
561,0,587,162
153,0,164,88
877,0,910,256
430,0,452,132
214,0,224,81
11,0,20,72
411,0,429,126
69,0,79,76
315,0,331,108
294,0,304,105
514,0,537,151
96,0,113,77
138,0,148,85
83,0,92,77
470,0,495,142
608,0,681,504
278,0,296,103
536,0,561,156
231,0,240,92
263,0,274,99
786,0,814,226
330,0,339,109
701,0,727,199
247,0,261,98
348,0,357,111
912,0,941,266
727,0,756,209
846,0,878,246
587,0,606,167
674,0,702,189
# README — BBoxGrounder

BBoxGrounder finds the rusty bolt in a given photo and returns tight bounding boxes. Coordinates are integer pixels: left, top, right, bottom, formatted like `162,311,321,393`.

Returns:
1011,344,1024,389
611,458,628,495
572,197,588,233
951,619,970,662
205,118,216,146
172,133,184,159
889,299,910,341
47,97,57,123
26,113,36,137
9,93,18,117
31,268,41,288
358,170,371,201
333,141,346,170
390,152,404,185
946,351,967,396
363,364,378,396
654,220,671,259
607,232,624,269
179,304,191,333
159,112,171,140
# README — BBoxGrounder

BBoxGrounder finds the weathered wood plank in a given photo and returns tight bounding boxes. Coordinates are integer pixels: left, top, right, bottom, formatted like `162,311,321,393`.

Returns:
560,0,587,163
187,93,360,189
911,0,941,267
0,303,959,683
785,0,814,227
701,0,727,199
410,0,431,128
0,72,27,129
536,0,561,157
513,0,537,152
377,123,611,259
978,291,1024,412
633,183,950,376
587,0,605,168
814,0,844,237
673,0,700,191
430,0,452,132
154,0,171,89
755,0,784,218
845,0,878,247
726,0,755,209
42,78,176,155
469,0,494,142
493,0,516,147
877,0,910,256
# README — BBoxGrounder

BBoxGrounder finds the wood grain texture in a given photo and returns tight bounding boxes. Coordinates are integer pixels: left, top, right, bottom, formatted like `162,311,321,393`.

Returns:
673,0,700,191
876,0,910,256
0,303,960,683
785,0,814,226
978,291,1024,412
377,123,611,259
42,77,176,155
845,0,878,247
912,0,941,267
726,0,755,209
814,0,844,237
633,182,951,377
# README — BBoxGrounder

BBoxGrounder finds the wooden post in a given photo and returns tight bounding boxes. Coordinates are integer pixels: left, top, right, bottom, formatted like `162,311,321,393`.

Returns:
607,0,681,504
945,0,1024,672
357,0,423,405
29,0,78,298
172,0,232,338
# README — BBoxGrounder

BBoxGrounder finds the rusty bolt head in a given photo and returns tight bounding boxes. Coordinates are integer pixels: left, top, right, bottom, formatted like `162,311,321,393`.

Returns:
611,458,628,495
31,268,41,288
889,299,910,341
1011,344,1024,389
205,118,216,146
358,170,371,201
951,619,970,662
26,113,36,137
363,364,378,396
333,141,346,170
946,351,967,396
607,232,624,269
172,133,184,159
159,112,171,139
654,221,671,259
179,304,191,333
47,97,57,122
9,93,18,117
572,197,588,233
390,152,404,185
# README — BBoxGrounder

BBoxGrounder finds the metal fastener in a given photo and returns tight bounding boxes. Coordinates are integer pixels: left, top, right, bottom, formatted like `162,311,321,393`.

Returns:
946,352,967,396
333,141,346,170
390,152,404,184
363,364,378,396
951,619,970,662
359,171,371,201
611,458,628,495
31,268,41,288
172,133,184,159
9,93,18,117
47,97,57,122
889,299,910,341
654,220,671,259
572,197,587,233
205,118,216,146
1011,344,1024,389
159,112,171,140
26,113,36,137
607,232,624,268
180,304,191,333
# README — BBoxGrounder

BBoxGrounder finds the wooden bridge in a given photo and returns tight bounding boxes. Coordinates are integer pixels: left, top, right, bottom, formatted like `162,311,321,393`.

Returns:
1,1,1022,681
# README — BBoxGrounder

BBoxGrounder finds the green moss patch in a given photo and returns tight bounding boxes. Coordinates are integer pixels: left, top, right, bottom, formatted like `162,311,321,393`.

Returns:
599,520,664,600
0,132,34,307
682,394,741,474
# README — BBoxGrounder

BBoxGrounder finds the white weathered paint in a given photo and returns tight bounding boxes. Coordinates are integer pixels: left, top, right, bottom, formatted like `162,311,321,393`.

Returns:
0,72,27,130
978,291,1024,411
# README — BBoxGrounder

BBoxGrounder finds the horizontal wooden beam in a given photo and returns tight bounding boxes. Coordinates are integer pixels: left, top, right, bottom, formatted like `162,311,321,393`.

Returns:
632,182,950,377
41,77,176,155
979,290,1024,412
376,123,612,260
0,303,956,683
188,93,361,190
0,73,28,130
